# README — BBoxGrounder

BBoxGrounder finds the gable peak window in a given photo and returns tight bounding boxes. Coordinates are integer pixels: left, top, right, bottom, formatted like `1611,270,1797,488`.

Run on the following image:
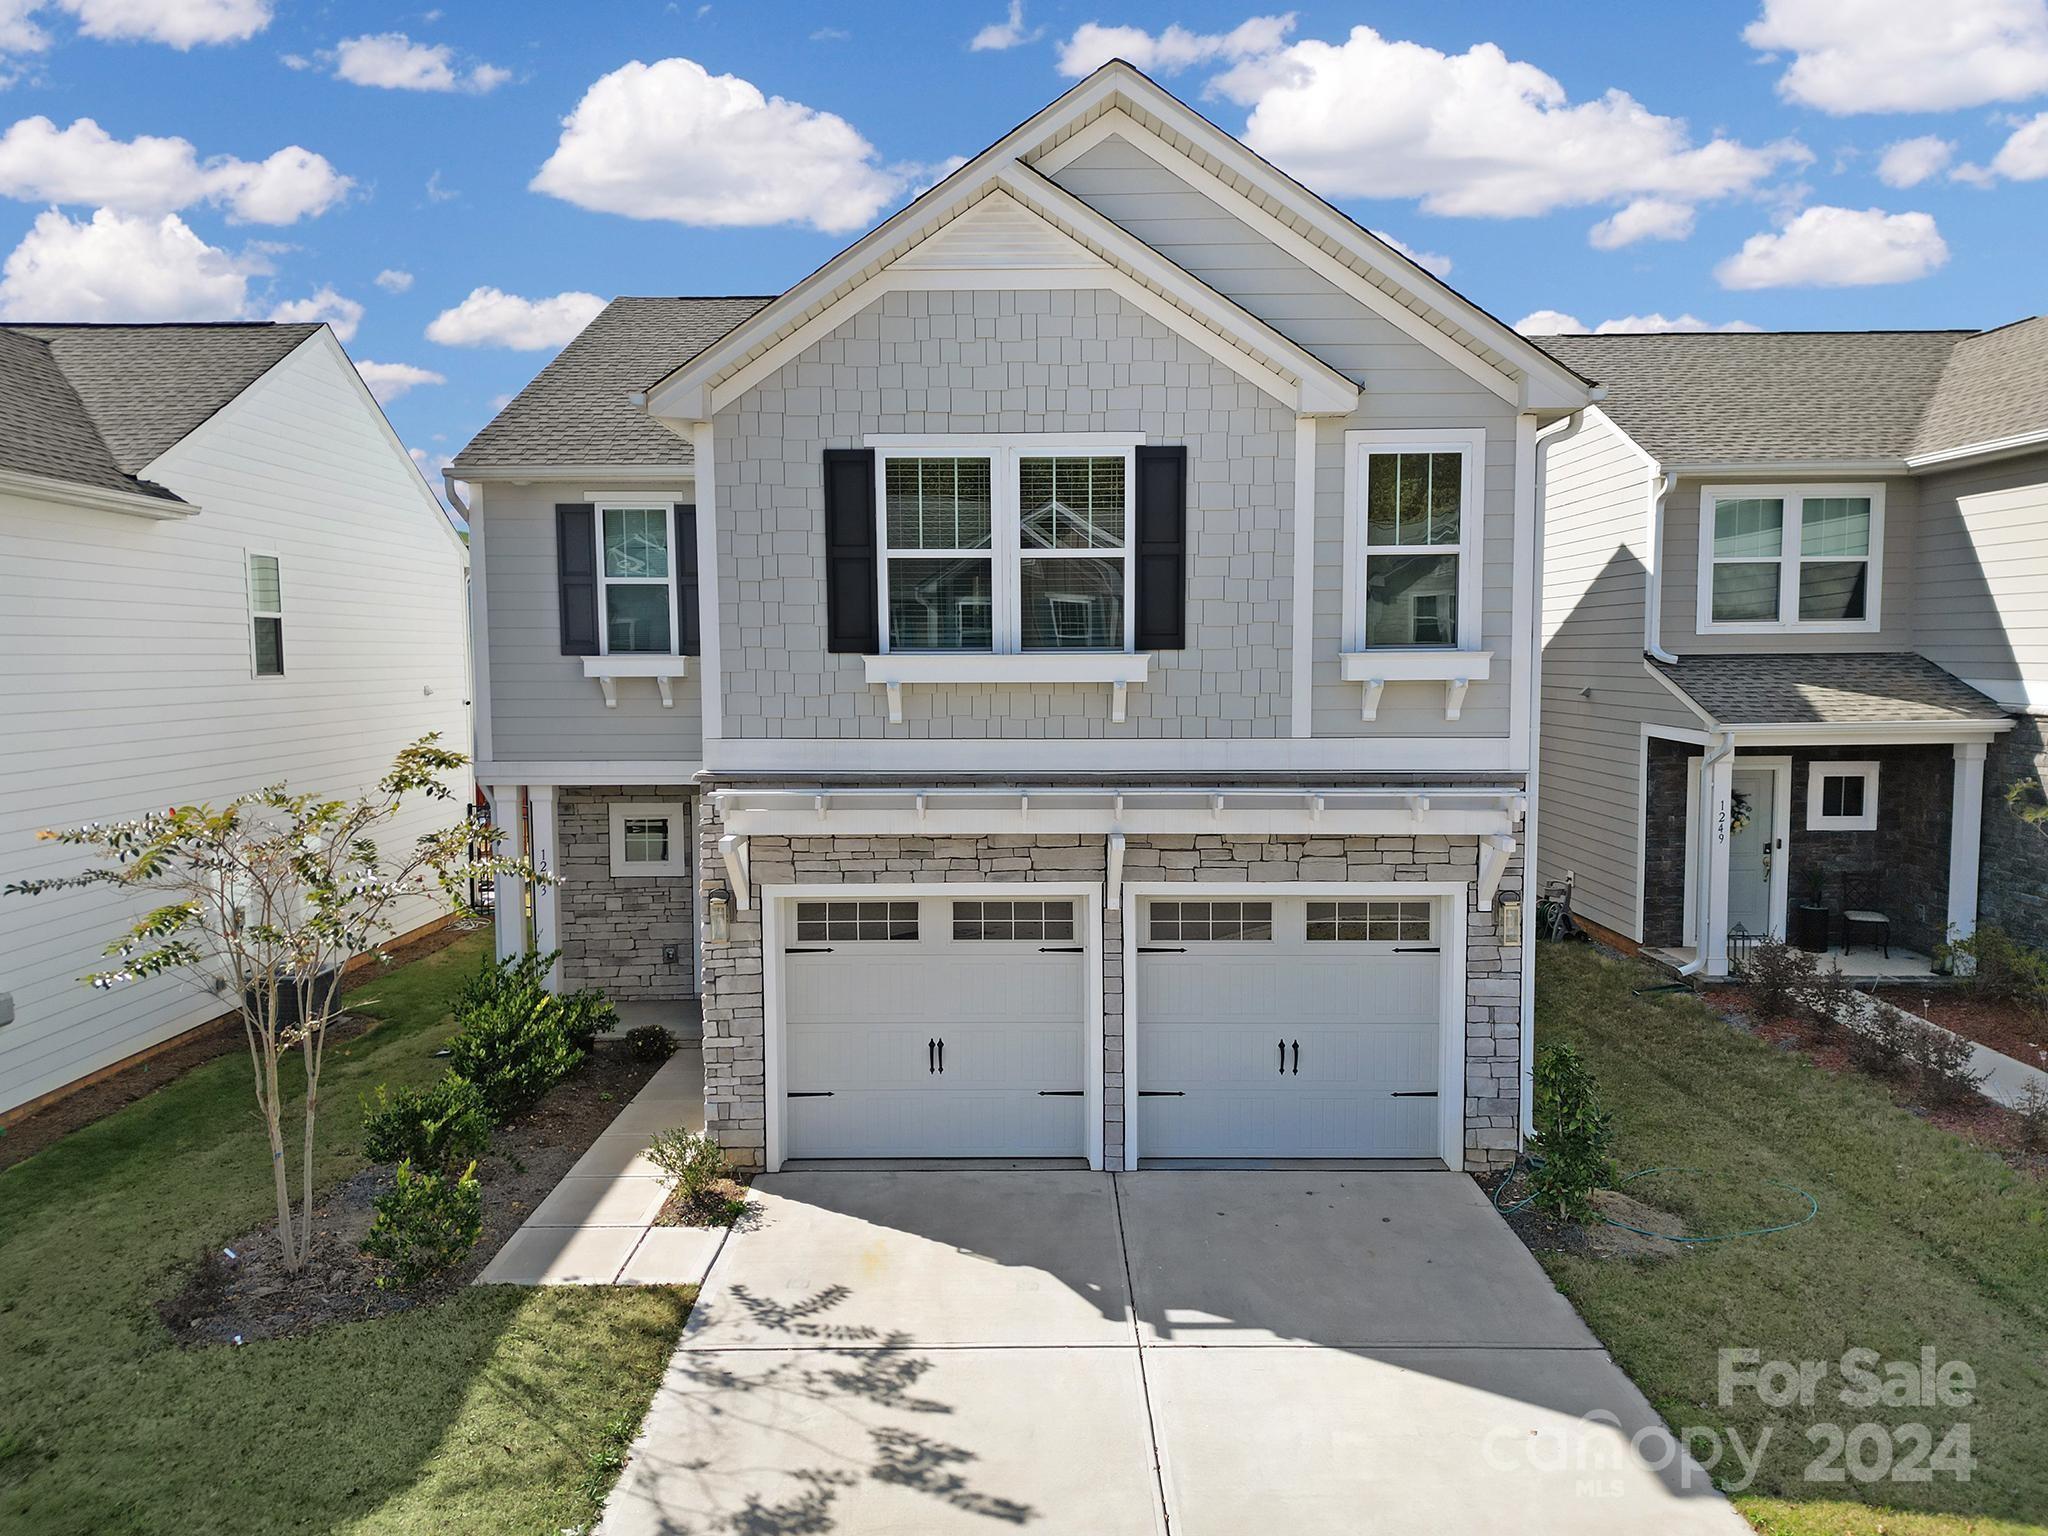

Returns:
1702,485,1882,632
248,552,284,677
876,440,1134,654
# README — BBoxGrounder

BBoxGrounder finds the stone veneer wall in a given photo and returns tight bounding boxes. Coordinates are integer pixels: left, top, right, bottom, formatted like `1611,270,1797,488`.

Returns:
1981,714,2048,953
1641,738,1695,948
1778,745,1952,956
696,798,1523,1173
556,787,699,1000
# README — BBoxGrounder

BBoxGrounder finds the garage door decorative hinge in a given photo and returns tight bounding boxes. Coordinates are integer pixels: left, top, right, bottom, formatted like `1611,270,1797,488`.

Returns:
1137,946,1186,954
786,1091,834,1098
1138,1089,1185,1097
1390,1090,1439,1098
1037,1090,1084,1097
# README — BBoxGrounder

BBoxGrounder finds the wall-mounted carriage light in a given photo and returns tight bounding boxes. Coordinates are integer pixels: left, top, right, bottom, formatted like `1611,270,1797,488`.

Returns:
706,886,733,945
1496,890,1523,949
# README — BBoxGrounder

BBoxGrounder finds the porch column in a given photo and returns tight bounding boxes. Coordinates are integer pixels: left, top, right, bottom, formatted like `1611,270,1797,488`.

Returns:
1948,742,1987,945
483,784,527,962
527,783,562,990
1703,749,1736,976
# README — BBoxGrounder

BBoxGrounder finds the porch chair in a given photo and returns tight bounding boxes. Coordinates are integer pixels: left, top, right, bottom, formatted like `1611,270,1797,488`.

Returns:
1839,871,1891,958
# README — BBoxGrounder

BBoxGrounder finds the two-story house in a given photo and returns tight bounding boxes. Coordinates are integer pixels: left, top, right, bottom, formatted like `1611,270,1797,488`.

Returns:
1536,322,2047,979
453,63,1595,1173
1,322,472,1117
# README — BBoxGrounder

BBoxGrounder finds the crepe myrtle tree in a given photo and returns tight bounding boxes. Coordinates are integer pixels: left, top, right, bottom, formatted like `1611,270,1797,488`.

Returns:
4,736,539,1277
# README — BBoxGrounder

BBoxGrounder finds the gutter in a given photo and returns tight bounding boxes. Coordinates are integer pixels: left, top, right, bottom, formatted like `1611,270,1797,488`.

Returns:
1678,728,1736,978
441,472,473,524
0,465,195,520
1644,468,1679,664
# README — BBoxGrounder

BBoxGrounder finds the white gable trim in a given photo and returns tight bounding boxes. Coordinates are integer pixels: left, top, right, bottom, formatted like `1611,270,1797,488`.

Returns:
671,183,1358,419
1037,110,1521,407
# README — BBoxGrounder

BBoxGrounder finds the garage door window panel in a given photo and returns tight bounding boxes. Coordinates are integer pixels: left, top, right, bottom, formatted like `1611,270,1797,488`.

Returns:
1305,900,1432,943
794,901,919,942
1148,900,1274,941
953,900,1075,941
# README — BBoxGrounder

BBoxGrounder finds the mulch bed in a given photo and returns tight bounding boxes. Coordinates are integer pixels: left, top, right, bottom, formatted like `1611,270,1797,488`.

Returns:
155,1042,666,1346
1476,1172,1691,1264
0,919,483,1175
655,1176,752,1230
1867,987,2048,1072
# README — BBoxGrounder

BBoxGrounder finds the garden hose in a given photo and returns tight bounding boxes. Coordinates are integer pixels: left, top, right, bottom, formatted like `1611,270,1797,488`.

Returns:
1492,1156,1820,1244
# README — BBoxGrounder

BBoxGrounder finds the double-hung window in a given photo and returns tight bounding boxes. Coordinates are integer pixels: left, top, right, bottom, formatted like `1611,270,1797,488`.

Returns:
598,504,678,654
1343,429,1483,650
875,439,1135,653
248,553,284,676
1700,485,1882,632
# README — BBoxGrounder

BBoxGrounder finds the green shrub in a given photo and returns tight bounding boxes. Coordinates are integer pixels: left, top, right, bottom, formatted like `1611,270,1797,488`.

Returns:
1527,1041,1616,1222
1845,1003,1919,1079
2015,1081,2048,1152
559,987,620,1051
447,988,584,1122
1938,924,2048,1007
1907,1018,1989,1106
648,1127,729,1204
455,949,559,1015
1803,960,1863,1041
361,1073,492,1170
1743,940,1816,1018
625,1024,679,1062
361,1159,483,1290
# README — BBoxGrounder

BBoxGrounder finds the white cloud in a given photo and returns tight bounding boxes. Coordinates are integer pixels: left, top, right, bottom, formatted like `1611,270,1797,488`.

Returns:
425,286,606,349
0,0,51,52
1746,0,2048,113
1715,204,1948,288
62,0,268,46
357,359,445,402
1875,135,1955,187
0,207,258,320
809,26,848,41
971,0,1041,51
1206,25,1806,220
374,267,414,293
1588,197,1696,249
1967,110,2048,179
1371,230,1451,277
269,284,361,341
0,116,350,224
1057,13,1295,77
531,57,911,233
333,32,509,93
1515,310,1763,335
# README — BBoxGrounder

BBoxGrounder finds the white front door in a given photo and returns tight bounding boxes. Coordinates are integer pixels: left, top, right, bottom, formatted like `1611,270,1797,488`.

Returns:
1727,767,1779,940
781,895,1087,1158
1134,895,1447,1159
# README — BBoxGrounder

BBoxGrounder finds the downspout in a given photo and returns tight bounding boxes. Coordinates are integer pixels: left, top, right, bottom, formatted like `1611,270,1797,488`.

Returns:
1524,409,1586,1149
1677,727,1736,977
1644,468,1679,664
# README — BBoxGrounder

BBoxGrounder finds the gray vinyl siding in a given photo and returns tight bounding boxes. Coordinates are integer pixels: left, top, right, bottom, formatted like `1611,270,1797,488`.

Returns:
1659,475,1919,654
480,479,703,764
1913,450,2048,694
1052,132,1520,739
1537,412,1697,942
714,285,1296,739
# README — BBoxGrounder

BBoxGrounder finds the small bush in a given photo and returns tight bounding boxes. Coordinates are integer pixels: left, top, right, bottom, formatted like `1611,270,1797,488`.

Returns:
447,991,583,1122
1939,925,2048,1007
1743,940,1817,1018
1909,1020,1989,1107
625,1024,679,1062
1845,1004,1920,1079
648,1127,729,1204
2014,1082,2048,1152
559,988,620,1052
1803,960,1863,1041
361,1073,491,1171
361,1159,482,1290
1527,1042,1616,1222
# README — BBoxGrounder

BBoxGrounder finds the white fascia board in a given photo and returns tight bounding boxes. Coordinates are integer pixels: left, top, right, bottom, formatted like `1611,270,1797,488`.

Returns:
704,736,1523,773
1730,720,2011,746
475,759,705,785
1641,658,1719,728
0,465,194,519
1587,406,1660,476
1666,459,1905,478
1032,103,1589,413
1904,427,2048,470
453,463,697,483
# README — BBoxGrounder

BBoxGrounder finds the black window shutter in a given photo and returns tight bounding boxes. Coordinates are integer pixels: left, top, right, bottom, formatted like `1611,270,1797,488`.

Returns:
676,504,700,655
555,504,598,655
823,448,879,654
1134,445,1188,650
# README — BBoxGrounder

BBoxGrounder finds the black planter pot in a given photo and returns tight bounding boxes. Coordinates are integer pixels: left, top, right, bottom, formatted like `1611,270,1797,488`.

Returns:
1788,903,1831,953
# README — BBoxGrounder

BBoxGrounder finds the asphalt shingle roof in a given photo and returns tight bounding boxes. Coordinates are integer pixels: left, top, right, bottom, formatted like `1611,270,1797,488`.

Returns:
1651,653,2008,726
0,327,159,498
1913,314,2048,457
453,296,774,471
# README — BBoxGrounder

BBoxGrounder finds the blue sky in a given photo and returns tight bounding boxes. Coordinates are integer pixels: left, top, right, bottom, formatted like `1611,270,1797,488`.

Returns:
1,0,2045,492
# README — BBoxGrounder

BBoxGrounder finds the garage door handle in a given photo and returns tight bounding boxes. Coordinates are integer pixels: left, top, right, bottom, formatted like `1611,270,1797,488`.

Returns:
1277,1038,1285,1074
937,1038,945,1073
1291,1039,1300,1075
928,1038,936,1074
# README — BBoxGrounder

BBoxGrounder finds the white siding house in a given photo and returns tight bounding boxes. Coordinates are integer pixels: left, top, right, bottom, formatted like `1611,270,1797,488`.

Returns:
0,324,472,1116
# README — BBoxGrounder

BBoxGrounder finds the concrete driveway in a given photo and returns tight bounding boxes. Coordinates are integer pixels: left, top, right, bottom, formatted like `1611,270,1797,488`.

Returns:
600,1170,1748,1535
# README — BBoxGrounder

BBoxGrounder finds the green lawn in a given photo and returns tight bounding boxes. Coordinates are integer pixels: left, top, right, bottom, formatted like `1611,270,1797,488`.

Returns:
1536,943,2048,1536
0,930,690,1536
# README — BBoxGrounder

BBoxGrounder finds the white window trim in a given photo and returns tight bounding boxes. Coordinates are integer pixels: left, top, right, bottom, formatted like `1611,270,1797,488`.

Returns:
1696,483,1885,636
869,435,1141,658
608,801,692,877
594,501,684,657
1340,428,1486,654
1806,761,1880,832
246,550,284,679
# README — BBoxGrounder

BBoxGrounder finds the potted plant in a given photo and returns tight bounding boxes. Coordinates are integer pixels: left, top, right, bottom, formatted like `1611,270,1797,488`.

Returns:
1789,867,1830,952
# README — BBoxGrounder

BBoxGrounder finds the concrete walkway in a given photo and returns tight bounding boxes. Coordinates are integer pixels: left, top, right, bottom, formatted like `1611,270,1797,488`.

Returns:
599,1170,1749,1535
1872,995,2048,1109
475,1043,727,1287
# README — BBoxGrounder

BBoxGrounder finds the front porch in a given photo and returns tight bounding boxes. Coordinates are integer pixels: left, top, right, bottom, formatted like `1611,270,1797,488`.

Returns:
1641,942,1940,981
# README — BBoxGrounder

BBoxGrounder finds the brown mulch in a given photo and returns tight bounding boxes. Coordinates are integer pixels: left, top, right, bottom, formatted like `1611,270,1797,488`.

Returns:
1476,1172,1691,1264
154,1042,666,1347
1868,987,2048,1072
0,918,482,1174
655,1176,752,1230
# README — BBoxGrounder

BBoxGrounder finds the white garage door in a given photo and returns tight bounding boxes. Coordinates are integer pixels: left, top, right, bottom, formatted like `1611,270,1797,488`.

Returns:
782,896,1087,1159
1135,895,1447,1159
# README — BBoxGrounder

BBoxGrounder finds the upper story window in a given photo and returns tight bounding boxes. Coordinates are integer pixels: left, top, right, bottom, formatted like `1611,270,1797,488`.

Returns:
599,504,678,653
1698,485,1883,634
877,440,1134,653
1342,429,1484,651
248,553,284,676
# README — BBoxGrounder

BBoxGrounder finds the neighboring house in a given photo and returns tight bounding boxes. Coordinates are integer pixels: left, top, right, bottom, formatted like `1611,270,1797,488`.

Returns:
1536,321,2048,978
0,322,472,1117
453,62,1595,1174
